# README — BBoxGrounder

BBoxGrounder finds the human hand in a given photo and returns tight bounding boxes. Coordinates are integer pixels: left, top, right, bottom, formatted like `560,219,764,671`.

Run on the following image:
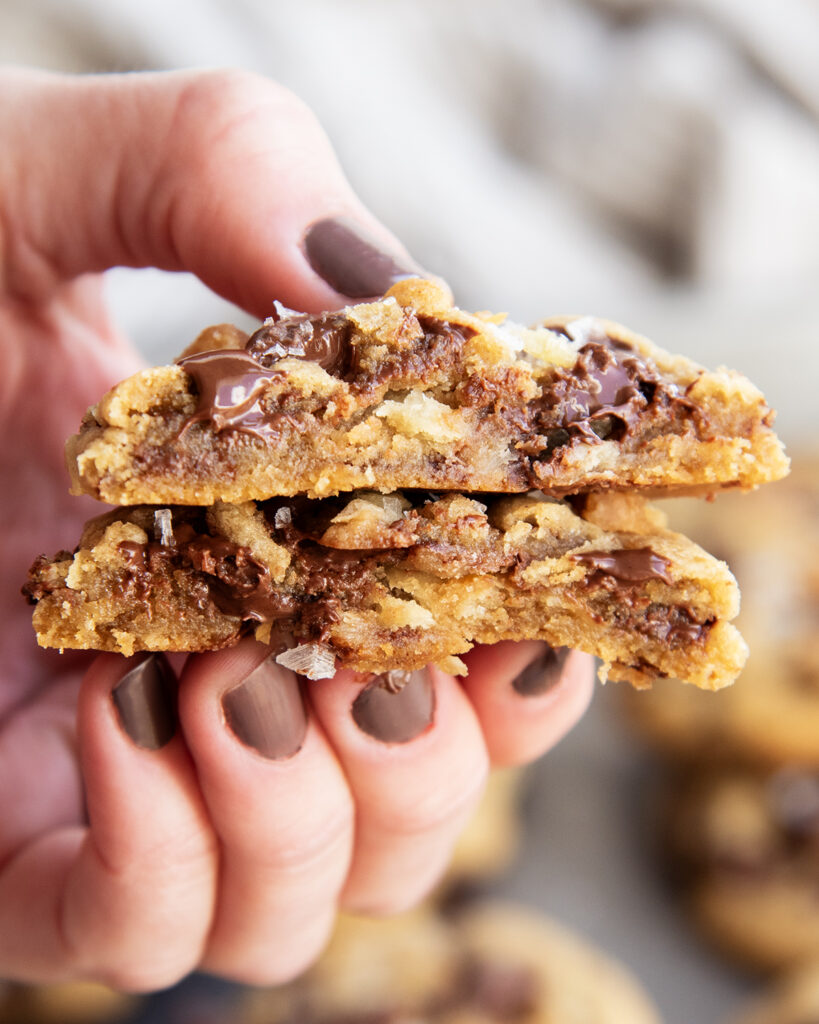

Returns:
0,68,594,990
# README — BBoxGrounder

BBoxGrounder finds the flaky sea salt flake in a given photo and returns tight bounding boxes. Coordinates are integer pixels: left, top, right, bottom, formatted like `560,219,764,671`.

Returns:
274,505,292,529
564,316,608,346
154,508,175,547
276,643,336,680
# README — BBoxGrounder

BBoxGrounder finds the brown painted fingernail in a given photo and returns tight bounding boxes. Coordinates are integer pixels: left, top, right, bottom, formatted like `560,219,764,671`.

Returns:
352,668,436,744
304,216,422,298
223,657,307,760
512,646,570,696
112,653,178,750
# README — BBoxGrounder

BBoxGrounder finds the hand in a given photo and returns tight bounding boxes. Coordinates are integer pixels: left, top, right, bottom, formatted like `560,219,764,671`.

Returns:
0,68,594,990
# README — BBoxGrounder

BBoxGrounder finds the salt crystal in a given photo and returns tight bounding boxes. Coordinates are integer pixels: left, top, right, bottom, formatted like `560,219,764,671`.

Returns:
274,506,292,529
154,509,174,547
564,316,608,346
276,643,336,680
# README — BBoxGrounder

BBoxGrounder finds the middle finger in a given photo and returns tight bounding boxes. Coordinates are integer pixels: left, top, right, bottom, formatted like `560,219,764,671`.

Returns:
178,640,355,985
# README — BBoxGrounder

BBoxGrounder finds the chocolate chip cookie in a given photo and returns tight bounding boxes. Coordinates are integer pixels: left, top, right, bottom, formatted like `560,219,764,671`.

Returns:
24,491,747,690
66,278,788,505
663,766,819,972
726,964,819,1023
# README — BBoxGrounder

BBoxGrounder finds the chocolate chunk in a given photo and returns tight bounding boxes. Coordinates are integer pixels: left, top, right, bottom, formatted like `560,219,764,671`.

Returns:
525,341,697,471
245,308,353,374
573,547,673,584
176,349,282,439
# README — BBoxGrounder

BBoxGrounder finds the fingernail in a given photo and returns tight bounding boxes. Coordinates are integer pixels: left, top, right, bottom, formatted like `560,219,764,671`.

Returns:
112,654,178,750
222,657,307,760
304,216,421,298
352,668,435,744
512,646,570,696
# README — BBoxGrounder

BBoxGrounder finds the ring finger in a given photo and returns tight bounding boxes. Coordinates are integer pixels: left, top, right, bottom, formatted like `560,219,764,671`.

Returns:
308,666,489,915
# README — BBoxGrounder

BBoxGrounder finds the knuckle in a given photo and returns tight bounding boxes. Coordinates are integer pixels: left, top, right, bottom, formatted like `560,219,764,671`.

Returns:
238,798,354,878
100,955,197,994
173,68,318,149
374,762,489,839
226,945,324,988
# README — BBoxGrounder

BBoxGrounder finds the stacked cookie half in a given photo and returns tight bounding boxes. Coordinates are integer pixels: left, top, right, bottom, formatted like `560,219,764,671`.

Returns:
25,279,789,691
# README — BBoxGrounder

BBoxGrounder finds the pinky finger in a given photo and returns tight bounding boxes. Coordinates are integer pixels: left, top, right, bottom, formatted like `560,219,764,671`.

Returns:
460,642,595,767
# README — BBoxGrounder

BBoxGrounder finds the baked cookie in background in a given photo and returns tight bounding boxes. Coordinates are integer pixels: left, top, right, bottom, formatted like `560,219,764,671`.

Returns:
239,900,663,1024
0,981,139,1023
724,964,819,1024
622,453,819,767
662,766,819,973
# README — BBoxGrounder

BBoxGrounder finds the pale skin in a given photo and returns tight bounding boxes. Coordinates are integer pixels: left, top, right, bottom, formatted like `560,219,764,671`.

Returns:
0,67,594,990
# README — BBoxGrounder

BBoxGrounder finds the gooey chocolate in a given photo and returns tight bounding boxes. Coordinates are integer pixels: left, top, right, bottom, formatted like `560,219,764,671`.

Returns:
114,506,382,641
118,532,290,624
572,547,673,585
523,342,698,470
176,307,354,441
572,547,710,648
174,302,700,476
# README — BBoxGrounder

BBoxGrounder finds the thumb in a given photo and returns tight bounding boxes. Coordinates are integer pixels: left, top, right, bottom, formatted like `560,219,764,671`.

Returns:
1,68,424,315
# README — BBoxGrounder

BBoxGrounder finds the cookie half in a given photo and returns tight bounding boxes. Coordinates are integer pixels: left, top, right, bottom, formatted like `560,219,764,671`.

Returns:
66,279,788,505
25,491,746,690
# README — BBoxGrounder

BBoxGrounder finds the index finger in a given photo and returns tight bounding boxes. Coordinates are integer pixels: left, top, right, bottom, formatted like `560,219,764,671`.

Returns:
0,67,419,313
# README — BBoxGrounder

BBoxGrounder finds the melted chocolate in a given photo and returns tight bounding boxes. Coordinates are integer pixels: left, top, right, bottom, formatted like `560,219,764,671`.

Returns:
118,536,288,623
531,344,662,444
176,349,282,438
522,341,698,478
244,309,352,374
573,547,673,584
357,313,476,392
112,502,383,643
176,307,476,441
172,307,701,489
642,606,709,646
177,308,353,442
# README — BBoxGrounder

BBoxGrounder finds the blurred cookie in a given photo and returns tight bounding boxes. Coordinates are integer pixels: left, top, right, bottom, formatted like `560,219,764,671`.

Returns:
450,902,663,1024
240,900,662,1023
624,455,819,767
725,964,819,1023
0,981,138,1023
664,766,819,971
